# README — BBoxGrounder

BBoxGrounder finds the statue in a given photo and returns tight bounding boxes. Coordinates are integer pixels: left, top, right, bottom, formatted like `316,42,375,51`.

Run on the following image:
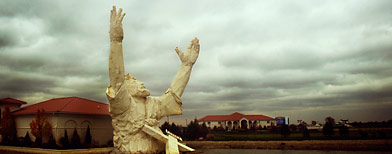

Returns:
106,6,199,154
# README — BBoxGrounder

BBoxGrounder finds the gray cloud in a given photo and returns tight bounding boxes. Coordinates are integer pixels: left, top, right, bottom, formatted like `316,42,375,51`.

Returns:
1,0,392,124
0,32,17,48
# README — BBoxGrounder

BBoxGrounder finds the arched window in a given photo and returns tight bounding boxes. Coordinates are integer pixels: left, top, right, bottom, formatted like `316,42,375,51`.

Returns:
241,120,248,129
64,120,77,138
81,120,92,144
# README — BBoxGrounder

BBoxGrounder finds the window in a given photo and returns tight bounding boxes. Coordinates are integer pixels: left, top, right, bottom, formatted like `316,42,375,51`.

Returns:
208,122,211,124
218,122,221,124
267,121,270,123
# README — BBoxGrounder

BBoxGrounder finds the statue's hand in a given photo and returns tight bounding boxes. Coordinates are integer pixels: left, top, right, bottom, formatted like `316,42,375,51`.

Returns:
175,38,200,66
110,6,126,42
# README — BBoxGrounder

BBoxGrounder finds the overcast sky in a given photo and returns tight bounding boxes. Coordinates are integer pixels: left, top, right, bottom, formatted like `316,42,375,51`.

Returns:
1,0,391,125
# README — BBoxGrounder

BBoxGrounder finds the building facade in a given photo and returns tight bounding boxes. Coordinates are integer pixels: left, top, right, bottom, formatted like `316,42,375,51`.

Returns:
198,112,276,130
9,97,113,146
0,97,27,114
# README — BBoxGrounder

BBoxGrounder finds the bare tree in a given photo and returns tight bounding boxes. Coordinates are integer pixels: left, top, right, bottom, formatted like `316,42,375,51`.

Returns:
29,109,52,146
0,106,17,145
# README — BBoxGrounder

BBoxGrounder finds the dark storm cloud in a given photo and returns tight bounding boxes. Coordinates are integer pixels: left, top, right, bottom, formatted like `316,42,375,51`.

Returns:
0,0,111,103
0,70,56,97
0,54,46,72
0,74,53,94
0,32,17,48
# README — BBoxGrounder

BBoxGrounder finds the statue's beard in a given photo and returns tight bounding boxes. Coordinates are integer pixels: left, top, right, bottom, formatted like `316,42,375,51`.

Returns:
131,89,150,97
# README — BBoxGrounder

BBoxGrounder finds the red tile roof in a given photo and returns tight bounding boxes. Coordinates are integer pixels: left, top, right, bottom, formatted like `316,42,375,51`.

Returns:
0,97,27,105
12,97,108,115
198,112,274,122
244,115,275,121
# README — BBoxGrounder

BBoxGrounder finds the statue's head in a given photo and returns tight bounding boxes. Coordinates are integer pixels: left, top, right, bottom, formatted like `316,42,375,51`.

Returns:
125,74,150,97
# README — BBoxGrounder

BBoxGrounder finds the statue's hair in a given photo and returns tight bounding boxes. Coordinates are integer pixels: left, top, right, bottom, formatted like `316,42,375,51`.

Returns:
125,73,136,80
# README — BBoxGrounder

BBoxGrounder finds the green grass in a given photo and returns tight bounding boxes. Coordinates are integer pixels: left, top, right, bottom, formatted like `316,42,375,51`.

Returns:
210,128,392,141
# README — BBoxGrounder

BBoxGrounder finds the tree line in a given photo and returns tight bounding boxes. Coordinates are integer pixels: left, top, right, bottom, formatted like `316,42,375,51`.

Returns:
160,119,209,140
161,116,391,141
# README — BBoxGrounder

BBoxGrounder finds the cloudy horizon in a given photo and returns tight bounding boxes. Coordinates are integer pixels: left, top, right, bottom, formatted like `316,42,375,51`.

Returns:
1,0,391,125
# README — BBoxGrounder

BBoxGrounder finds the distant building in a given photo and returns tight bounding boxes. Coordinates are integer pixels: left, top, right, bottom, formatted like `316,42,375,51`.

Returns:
0,97,27,114
339,119,349,124
9,97,113,146
0,97,28,141
275,116,289,125
198,112,276,130
338,119,352,127
308,120,323,131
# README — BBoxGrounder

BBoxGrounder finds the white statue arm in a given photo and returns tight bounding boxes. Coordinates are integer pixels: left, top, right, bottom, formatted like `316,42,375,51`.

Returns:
169,38,200,97
108,6,126,91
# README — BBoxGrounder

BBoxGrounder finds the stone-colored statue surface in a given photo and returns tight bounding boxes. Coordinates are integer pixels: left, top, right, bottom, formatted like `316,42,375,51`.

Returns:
106,6,199,154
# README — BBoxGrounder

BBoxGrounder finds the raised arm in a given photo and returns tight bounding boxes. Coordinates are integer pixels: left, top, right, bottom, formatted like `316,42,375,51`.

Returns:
169,38,200,97
109,6,126,91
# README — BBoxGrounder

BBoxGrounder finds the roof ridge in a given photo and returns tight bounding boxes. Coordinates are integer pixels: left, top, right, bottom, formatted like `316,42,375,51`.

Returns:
57,97,75,112
12,96,109,116
206,114,229,116
0,97,27,103
246,114,266,116
21,98,57,108
72,96,108,105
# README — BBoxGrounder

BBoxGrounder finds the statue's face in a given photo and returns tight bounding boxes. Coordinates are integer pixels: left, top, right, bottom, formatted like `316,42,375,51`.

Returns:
128,79,150,97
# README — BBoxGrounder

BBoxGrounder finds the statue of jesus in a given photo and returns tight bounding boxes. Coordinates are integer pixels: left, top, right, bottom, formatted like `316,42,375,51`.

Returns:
106,6,200,153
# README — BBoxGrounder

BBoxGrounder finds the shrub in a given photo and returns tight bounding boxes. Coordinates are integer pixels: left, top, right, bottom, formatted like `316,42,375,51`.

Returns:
106,140,114,147
322,116,335,137
71,128,81,148
44,133,57,149
289,124,297,131
85,125,92,147
22,132,32,147
160,121,171,133
339,125,349,137
302,127,310,138
280,124,290,137
185,120,200,140
322,123,334,137
359,130,368,138
60,130,69,148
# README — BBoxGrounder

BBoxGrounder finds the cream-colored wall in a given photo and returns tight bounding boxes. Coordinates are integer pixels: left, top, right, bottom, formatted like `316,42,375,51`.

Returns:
200,121,226,129
52,113,113,145
14,113,113,146
0,104,21,112
14,114,34,139
257,120,275,128
199,119,276,130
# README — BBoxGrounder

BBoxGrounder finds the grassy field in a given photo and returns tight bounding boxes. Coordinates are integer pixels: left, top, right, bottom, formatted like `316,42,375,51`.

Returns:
210,128,392,141
184,140,392,151
0,146,114,154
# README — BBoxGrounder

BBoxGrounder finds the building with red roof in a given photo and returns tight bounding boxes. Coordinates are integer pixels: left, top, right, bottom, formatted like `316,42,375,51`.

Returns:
0,97,28,142
10,97,113,146
198,112,276,130
0,97,27,114
12,96,109,116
